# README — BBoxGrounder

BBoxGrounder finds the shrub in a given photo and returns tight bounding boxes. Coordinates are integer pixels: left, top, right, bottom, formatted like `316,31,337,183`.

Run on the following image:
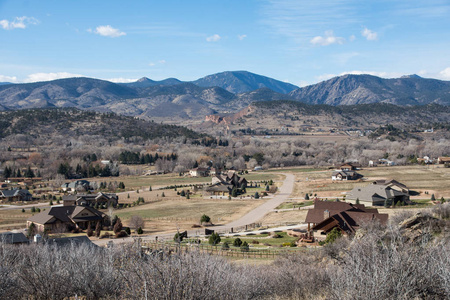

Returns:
305,194,310,200
99,232,110,239
113,218,123,234
200,214,211,224
254,192,260,199
87,228,94,237
174,232,184,243
233,238,243,247
125,227,131,235
31,207,36,213
21,208,25,213
240,241,249,252
115,231,127,238
251,240,259,244
208,233,221,245
323,227,342,245
221,241,230,250
137,227,143,234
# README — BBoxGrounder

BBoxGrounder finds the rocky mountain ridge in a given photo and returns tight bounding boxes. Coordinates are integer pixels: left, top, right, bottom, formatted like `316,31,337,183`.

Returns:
0,72,449,120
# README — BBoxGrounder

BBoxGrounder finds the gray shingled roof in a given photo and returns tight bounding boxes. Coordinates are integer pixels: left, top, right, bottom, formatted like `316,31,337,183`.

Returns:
347,185,407,203
0,232,29,244
27,206,103,225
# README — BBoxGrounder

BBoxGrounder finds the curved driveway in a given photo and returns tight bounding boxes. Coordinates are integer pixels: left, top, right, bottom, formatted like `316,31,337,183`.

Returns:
207,173,295,231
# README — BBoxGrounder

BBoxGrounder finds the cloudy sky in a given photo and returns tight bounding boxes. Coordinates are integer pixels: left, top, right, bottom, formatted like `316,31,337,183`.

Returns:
1,0,450,86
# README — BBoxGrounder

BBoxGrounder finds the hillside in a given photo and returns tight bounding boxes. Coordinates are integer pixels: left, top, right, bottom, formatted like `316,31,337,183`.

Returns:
289,74,450,106
0,108,205,141
202,101,450,135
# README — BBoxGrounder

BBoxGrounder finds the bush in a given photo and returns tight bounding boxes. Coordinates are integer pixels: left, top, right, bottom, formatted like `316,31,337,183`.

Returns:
240,241,249,252
174,232,184,242
233,238,243,247
221,241,230,250
31,207,36,213
200,214,211,224
254,192,260,199
208,233,221,245
113,218,123,234
21,208,25,213
115,231,127,238
251,240,259,244
125,227,131,235
305,194,310,200
137,227,143,234
323,227,342,245
99,232,110,239
87,228,94,237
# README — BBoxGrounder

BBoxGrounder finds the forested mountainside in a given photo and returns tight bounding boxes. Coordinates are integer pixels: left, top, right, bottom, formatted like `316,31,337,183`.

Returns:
208,101,450,133
0,108,205,141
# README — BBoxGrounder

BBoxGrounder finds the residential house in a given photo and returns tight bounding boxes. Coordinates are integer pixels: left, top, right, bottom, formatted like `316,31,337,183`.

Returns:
63,192,118,207
378,158,395,166
305,200,388,238
372,179,409,194
331,170,361,181
346,182,410,206
189,167,209,177
210,168,221,176
27,206,104,233
438,157,450,164
61,180,91,193
0,231,29,244
339,162,360,171
205,172,248,196
0,189,32,202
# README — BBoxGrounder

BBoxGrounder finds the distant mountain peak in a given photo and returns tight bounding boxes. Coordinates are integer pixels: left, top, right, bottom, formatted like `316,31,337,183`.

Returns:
401,74,422,79
137,77,152,82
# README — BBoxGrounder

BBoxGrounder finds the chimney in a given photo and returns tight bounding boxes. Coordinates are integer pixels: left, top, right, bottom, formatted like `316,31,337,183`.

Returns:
324,209,330,220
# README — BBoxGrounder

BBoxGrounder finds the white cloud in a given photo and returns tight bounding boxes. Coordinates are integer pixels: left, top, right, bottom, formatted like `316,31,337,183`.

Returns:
91,25,126,38
106,77,138,83
310,30,345,46
439,67,450,80
149,60,166,67
361,27,378,40
24,72,84,83
349,35,356,42
0,75,18,83
238,34,247,40
0,16,39,30
206,34,221,42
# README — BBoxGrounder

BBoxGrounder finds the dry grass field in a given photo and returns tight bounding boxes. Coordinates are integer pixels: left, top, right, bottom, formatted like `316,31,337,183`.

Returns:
288,165,450,200
116,198,265,234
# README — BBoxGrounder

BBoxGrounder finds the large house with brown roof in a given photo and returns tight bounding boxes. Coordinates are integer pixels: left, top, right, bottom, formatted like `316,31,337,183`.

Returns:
62,192,118,207
204,171,248,196
27,206,104,233
305,200,388,238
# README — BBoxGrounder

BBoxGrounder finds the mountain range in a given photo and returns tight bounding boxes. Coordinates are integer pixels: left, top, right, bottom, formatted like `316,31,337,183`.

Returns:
0,71,449,120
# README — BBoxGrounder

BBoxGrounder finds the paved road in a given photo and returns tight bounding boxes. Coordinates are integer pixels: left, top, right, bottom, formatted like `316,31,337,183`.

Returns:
0,202,51,211
93,173,296,246
206,173,295,231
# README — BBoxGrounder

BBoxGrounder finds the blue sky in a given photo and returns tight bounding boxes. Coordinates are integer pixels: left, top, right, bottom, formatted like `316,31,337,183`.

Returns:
1,0,450,87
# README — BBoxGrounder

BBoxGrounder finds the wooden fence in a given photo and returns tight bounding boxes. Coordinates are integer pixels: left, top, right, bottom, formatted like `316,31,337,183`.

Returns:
141,241,301,259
